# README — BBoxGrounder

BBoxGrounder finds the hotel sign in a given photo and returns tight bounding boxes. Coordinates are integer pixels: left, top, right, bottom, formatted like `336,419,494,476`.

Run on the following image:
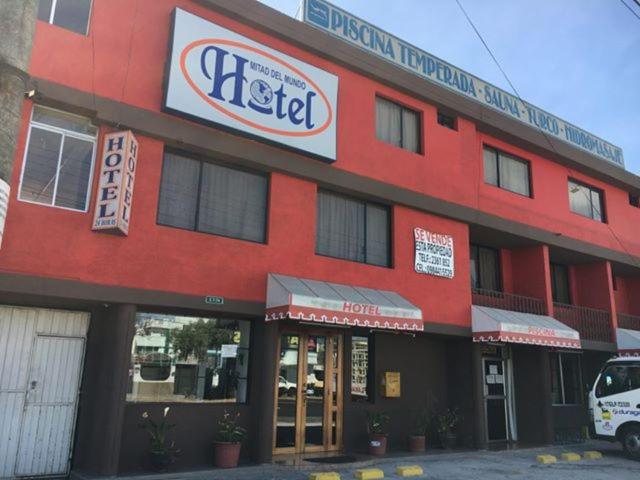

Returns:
92,131,138,235
164,8,339,162
414,228,454,279
300,0,624,168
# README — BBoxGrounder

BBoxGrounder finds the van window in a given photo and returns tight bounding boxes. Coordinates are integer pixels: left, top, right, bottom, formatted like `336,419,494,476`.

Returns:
595,363,640,398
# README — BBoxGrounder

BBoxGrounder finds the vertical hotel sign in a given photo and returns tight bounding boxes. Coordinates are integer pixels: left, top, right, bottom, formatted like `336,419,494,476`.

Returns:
300,0,624,168
163,8,338,162
92,131,138,235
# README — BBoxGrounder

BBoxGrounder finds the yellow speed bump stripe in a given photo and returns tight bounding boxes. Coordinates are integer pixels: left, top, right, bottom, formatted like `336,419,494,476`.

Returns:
396,465,423,477
583,451,603,460
560,453,581,462
354,468,384,480
536,455,557,464
309,473,340,480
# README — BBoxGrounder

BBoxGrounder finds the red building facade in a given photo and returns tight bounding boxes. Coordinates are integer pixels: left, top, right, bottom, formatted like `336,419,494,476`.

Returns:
0,0,639,477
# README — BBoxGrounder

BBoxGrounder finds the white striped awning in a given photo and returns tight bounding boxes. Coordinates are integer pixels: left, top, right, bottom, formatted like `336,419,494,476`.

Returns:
266,273,424,331
617,328,640,356
472,305,581,349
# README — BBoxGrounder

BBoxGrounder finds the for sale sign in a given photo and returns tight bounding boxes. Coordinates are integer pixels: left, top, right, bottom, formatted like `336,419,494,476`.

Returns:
414,227,454,278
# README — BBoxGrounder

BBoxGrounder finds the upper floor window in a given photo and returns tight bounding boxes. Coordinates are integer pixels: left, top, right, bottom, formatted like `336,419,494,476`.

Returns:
470,244,501,292
437,110,457,130
629,193,639,208
19,106,97,211
37,0,93,35
551,263,571,304
483,146,531,197
157,152,268,243
550,352,582,405
375,97,421,153
316,190,391,267
568,179,605,222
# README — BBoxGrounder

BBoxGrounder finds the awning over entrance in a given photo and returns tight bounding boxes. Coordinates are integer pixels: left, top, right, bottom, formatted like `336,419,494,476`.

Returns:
266,274,424,331
472,306,581,349
617,328,640,356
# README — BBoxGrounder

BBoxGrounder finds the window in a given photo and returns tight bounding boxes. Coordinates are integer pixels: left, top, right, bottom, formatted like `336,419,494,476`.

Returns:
157,152,268,243
437,110,457,130
550,352,582,405
483,146,531,197
316,190,391,267
551,263,571,304
568,179,605,222
127,313,251,403
37,0,93,35
19,106,97,211
629,193,639,208
351,334,374,402
375,97,421,153
470,244,501,291
595,362,640,398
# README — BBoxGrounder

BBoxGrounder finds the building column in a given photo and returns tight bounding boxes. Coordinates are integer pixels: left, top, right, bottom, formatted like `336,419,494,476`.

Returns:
253,319,278,463
72,304,136,476
538,349,555,444
471,343,487,449
511,245,554,315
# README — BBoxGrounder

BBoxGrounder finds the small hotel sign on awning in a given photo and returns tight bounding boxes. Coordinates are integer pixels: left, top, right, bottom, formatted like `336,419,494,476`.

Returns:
92,131,138,235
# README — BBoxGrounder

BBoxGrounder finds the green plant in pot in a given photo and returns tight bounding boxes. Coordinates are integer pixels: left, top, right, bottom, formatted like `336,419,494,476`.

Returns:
434,408,461,449
140,407,180,472
366,411,390,456
409,409,429,453
213,411,247,468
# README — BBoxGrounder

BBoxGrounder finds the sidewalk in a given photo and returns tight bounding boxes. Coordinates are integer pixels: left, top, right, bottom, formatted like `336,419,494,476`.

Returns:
113,440,637,480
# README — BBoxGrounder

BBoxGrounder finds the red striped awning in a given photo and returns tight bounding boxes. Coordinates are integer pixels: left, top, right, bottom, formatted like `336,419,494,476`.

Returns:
266,274,424,331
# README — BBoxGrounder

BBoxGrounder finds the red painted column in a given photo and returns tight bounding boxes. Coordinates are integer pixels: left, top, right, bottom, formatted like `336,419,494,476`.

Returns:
510,245,554,315
572,261,617,343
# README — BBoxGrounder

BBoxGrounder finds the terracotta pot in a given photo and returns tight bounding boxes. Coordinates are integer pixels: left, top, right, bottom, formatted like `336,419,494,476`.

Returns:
213,442,241,468
409,434,426,453
368,433,388,456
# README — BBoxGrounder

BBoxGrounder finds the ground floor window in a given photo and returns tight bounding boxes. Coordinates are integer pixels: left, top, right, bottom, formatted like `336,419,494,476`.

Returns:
127,312,251,403
550,352,582,405
351,334,374,401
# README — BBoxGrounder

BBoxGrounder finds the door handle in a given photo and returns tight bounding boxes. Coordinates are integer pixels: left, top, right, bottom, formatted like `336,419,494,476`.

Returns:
30,380,37,390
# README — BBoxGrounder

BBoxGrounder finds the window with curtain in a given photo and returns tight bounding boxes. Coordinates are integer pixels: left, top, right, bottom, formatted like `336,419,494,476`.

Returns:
19,105,97,211
551,263,571,304
316,190,390,267
568,179,605,222
550,352,582,405
375,97,421,153
37,0,93,35
470,244,501,292
157,152,268,243
483,146,531,197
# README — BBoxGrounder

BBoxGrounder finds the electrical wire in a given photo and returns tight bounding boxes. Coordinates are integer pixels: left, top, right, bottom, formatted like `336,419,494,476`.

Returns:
620,0,640,21
454,0,640,270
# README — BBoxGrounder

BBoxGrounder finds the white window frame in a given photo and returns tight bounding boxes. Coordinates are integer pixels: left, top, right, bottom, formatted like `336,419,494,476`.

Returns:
18,106,97,213
551,352,583,407
41,0,94,36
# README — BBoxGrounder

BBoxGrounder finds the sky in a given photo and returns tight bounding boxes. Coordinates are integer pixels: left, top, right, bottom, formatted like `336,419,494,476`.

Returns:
257,0,640,174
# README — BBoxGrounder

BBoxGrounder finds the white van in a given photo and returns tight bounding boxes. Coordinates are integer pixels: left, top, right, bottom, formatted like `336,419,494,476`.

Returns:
589,357,640,459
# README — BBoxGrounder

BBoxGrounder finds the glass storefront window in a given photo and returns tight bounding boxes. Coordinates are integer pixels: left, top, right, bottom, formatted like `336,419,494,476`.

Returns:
127,313,251,404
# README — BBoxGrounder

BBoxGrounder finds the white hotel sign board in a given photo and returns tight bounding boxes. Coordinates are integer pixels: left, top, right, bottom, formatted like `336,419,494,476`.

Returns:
164,8,339,162
92,131,138,235
301,0,624,168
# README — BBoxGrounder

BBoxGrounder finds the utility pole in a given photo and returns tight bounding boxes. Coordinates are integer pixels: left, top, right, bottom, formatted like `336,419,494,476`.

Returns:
0,0,37,245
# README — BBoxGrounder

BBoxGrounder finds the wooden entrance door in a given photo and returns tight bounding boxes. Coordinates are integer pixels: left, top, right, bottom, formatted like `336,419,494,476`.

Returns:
273,330,343,454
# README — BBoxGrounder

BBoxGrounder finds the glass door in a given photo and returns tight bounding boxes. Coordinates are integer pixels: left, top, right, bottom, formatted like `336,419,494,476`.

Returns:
274,331,343,454
483,357,509,442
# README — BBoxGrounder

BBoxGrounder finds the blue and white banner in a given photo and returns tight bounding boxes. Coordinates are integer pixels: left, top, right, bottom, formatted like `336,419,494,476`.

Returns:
165,8,338,162
300,0,624,168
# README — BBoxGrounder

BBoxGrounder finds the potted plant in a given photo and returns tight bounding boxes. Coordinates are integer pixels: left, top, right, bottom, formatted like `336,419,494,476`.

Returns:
435,408,461,449
366,411,390,456
213,411,247,468
140,407,180,472
409,409,429,453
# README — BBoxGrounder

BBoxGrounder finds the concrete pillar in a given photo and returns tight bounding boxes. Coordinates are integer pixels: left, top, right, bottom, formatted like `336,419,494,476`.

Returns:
72,304,137,476
511,245,554,315
471,343,487,449
572,261,617,343
253,320,279,463
0,0,37,183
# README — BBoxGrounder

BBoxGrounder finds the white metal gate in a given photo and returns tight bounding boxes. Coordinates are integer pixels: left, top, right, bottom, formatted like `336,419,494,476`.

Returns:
0,306,89,478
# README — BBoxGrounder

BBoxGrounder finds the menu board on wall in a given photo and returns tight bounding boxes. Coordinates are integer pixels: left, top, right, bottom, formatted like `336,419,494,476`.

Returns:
414,227,454,279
